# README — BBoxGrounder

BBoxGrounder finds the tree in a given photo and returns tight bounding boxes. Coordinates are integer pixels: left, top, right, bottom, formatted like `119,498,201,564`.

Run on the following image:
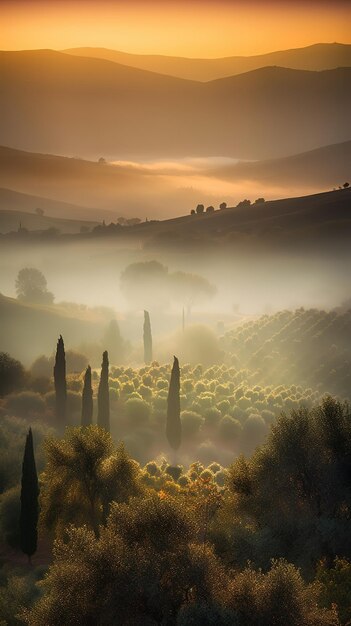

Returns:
143,310,153,364
103,319,127,364
254,197,265,204
236,199,251,208
120,260,169,310
40,427,141,537
0,352,26,397
97,351,110,432
219,202,227,210
53,336,67,434
190,209,196,215
169,271,216,315
196,204,204,214
81,366,93,427
206,205,215,213
227,397,351,573
343,182,349,189
20,428,39,564
166,356,181,453
15,268,54,304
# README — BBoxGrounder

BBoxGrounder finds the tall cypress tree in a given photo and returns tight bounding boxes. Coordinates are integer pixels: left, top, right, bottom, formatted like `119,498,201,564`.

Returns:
20,428,39,564
166,356,181,452
143,310,153,364
54,335,67,433
81,365,93,427
97,351,110,432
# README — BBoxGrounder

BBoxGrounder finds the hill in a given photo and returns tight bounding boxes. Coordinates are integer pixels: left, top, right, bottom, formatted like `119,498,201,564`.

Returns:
0,187,104,222
221,307,351,398
127,188,351,251
0,50,350,160
0,208,98,235
0,293,107,364
64,42,351,82
209,141,351,188
0,145,201,218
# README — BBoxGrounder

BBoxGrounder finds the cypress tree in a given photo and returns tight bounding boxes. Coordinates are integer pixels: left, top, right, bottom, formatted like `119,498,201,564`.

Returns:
143,310,153,364
166,356,181,452
20,428,39,564
54,335,67,433
97,351,110,432
81,365,93,426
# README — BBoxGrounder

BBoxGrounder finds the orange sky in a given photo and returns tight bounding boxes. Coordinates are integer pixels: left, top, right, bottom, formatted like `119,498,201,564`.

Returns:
0,0,350,57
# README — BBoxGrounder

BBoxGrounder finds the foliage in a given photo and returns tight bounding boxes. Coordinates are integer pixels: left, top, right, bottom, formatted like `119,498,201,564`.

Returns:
0,353,26,397
227,397,351,573
15,268,54,305
317,558,351,625
222,308,351,398
40,426,142,537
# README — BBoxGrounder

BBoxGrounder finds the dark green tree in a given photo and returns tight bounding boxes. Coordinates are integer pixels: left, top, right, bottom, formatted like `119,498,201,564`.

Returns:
97,351,110,432
53,335,67,433
20,428,39,564
81,365,93,427
143,310,153,364
166,356,181,452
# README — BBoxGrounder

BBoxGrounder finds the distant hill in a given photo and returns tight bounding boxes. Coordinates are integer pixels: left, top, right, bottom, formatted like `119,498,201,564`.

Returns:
0,143,349,222
0,50,350,160
0,208,98,235
209,141,351,188
64,43,351,82
0,293,105,364
0,188,101,232
0,145,201,218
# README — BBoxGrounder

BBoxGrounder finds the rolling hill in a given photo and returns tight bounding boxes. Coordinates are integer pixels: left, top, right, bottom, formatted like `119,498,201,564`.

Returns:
0,142,349,222
0,208,98,235
121,188,351,251
0,188,102,231
64,42,351,82
0,50,350,160
208,141,351,188
0,293,106,363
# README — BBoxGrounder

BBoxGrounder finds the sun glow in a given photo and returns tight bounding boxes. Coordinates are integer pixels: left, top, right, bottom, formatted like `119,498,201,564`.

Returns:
0,0,350,57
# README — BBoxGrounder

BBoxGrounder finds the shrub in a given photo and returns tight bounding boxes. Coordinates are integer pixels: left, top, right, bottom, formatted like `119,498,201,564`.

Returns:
125,398,151,426
0,353,26,397
4,392,46,418
219,416,242,442
181,411,204,438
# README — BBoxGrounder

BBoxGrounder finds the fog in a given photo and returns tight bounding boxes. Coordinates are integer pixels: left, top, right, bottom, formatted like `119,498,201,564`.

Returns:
0,232,349,366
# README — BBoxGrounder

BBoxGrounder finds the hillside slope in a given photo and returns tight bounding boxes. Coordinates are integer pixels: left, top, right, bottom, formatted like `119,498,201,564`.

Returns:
209,141,351,187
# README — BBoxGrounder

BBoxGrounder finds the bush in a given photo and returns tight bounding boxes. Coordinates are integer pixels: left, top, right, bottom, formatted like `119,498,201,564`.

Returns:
181,411,204,438
219,416,242,442
4,392,46,419
0,353,26,397
0,485,20,547
125,398,151,426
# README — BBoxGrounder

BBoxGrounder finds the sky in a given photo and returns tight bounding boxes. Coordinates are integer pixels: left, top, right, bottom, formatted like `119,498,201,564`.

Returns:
0,0,350,58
